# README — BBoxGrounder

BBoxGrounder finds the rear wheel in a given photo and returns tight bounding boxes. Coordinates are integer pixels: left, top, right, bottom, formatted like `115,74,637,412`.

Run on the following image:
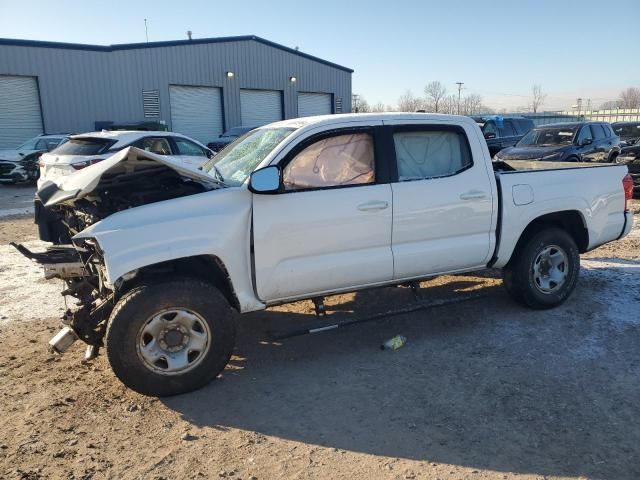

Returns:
105,279,235,396
502,228,580,309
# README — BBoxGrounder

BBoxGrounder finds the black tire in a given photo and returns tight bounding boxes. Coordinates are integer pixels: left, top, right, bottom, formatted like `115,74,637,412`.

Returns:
565,155,579,162
502,227,580,309
105,279,235,396
609,151,619,163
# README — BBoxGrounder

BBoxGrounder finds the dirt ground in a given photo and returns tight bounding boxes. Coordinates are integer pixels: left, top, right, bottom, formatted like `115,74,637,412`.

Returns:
0,201,639,480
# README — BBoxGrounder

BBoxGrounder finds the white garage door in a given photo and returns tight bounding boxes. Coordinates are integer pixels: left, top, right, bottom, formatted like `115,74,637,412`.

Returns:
0,76,43,149
240,89,283,126
169,85,223,144
297,93,333,118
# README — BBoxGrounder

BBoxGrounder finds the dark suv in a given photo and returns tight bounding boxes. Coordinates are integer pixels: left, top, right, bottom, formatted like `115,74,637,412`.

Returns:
612,121,640,146
494,122,621,163
472,116,535,156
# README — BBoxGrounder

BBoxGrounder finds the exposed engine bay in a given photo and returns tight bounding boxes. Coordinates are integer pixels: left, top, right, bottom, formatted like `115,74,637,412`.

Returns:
12,147,218,358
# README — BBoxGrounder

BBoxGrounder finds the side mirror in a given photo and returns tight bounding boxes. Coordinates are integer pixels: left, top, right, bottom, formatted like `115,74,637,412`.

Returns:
484,132,497,140
249,165,280,194
205,149,214,159
580,138,593,146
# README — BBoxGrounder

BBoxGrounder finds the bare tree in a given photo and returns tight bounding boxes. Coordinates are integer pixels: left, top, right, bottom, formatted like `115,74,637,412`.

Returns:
442,94,459,114
369,101,388,112
531,85,547,113
424,81,447,113
619,87,640,108
461,94,484,115
352,94,370,113
599,100,623,110
397,90,423,112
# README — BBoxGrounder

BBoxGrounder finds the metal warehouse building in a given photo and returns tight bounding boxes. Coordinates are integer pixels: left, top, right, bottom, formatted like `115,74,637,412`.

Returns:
0,35,353,148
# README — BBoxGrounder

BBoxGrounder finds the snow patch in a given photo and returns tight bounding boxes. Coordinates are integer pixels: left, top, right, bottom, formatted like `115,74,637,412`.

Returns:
0,240,65,324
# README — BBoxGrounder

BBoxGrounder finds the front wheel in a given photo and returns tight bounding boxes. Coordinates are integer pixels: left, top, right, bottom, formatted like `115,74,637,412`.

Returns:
105,279,236,396
502,228,580,309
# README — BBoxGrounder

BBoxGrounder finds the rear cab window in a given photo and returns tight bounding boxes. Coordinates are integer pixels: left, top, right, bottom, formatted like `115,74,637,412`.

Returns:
53,138,116,156
392,126,472,181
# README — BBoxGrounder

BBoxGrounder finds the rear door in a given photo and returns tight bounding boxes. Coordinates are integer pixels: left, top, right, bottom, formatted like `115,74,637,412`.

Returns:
252,123,394,302
590,124,609,162
384,120,495,279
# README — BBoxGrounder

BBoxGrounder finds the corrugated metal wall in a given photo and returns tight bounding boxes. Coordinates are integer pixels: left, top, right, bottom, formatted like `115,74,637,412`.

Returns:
0,39,352,135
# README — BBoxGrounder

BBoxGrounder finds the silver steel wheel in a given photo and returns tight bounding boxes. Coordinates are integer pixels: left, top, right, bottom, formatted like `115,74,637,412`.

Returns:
136,308,211,375
532,245,568,294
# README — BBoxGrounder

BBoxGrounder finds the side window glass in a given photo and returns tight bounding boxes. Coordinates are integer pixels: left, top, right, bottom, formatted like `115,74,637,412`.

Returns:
35,139,49,150
591,125,606,140
283,133,375,190
499,121,516,137
174,138,206,156
577,126,593,143
393,130,472,181
140,137,172,155
483,122,498,136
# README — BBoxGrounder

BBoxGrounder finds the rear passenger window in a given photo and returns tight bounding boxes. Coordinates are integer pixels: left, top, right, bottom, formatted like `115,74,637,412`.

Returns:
499,121,516,137
591,125,606,140
393,130,472,181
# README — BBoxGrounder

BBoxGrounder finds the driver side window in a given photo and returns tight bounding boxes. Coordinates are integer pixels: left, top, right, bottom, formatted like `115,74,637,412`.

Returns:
577,126,593,143
283,132,375,191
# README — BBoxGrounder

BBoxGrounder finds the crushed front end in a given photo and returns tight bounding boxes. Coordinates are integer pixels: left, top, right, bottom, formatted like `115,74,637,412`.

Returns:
11,239,115,360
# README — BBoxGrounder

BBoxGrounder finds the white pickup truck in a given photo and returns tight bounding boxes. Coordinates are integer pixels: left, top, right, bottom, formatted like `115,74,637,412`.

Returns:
17,113,634,396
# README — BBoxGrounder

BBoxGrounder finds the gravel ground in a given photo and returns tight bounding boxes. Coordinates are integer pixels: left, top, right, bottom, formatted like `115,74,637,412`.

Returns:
0,199,638,480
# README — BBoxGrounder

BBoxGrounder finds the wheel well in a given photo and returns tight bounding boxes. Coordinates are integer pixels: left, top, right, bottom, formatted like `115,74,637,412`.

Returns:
119,255,240,311
510,210,589,262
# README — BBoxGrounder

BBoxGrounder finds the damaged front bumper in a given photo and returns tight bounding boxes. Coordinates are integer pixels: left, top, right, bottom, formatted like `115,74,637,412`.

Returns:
11,241,115,358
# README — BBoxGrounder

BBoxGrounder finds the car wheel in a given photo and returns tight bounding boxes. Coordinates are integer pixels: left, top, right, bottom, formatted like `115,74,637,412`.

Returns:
609,151,620,163
565,155,579,162
503,227,580,309
105,279,236,396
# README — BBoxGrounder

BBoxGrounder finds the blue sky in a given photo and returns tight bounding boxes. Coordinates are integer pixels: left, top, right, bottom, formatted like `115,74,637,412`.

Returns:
2,0,638,110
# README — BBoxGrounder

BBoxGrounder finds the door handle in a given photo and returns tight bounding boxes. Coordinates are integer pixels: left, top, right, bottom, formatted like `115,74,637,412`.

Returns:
459,190,487,200
357,200,389,211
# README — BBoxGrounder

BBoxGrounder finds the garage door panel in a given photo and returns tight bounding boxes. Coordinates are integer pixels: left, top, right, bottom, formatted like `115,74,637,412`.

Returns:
240,89,283,126
0,76,43,149
298,93,333,118
169,85,223,144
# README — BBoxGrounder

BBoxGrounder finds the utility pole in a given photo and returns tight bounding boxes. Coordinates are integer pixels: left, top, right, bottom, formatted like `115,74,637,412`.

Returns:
352,93,360,113
456,82,464,115
144,19,149,43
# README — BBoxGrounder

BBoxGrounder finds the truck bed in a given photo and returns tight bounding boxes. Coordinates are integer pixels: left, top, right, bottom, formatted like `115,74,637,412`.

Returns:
490,159,629,269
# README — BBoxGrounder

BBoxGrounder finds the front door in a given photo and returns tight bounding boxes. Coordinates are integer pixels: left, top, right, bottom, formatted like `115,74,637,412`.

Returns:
384,121,495,279
576,125,597,161
252,126,394,302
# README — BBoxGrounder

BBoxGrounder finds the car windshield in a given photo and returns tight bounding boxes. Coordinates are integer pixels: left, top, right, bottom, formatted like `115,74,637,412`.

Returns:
202,127,296,186
517,126,578,147
17,137,40,150
613,124,640,137
53,138,116,156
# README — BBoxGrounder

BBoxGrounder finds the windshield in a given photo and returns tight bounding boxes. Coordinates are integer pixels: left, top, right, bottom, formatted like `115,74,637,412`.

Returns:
53,138,116,156
202,127,296,186
17,137,40,150
613,124,640,138
517,126,578,147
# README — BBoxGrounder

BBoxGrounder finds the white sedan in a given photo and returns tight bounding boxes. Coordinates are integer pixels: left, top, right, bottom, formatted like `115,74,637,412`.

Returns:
38,130,213,188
